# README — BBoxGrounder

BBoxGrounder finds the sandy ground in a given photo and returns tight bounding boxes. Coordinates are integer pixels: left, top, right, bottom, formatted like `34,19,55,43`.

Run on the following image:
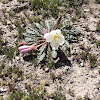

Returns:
0,0,100,100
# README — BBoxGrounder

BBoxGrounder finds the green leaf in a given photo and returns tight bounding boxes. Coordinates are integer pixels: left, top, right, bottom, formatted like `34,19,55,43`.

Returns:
23,33,33,37
51,20,57,29
65,40,69,48
28,27,40,35
60,41,69,56
52,50,57,58
39,44,46,55
61,24,69,30
37,52,46,63
26,31,35,34
35,23,44,32
45,20,50,30
25,37,34,42
69,35,72,39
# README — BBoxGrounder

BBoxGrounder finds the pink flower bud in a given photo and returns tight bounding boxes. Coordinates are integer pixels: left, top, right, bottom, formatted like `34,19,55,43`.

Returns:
20,48,31,54
19,45,30,51
18,45,37,54
30,44,36,50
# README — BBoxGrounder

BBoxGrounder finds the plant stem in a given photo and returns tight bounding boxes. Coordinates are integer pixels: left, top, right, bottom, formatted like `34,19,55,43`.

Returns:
36,41,47,48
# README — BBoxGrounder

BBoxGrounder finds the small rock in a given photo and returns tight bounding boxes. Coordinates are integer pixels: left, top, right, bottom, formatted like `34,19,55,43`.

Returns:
45,68,49,72
45,82,50,86
80,62,84,67
95,89,99,94
12,25,16,29
16,56,20,60
7,21,11,25
70,80,74,84
14,3,20,6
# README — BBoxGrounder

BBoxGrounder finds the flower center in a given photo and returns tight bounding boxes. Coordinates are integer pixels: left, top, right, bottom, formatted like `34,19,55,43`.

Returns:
52,34,58,40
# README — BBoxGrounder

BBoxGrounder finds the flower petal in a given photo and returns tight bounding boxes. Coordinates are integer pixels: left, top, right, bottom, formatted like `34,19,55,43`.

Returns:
19,45,30,51
55,29,61,35
44,33,52,42
20,48,30,54
50,40,59,50
58,35,65,45
50,30,56,34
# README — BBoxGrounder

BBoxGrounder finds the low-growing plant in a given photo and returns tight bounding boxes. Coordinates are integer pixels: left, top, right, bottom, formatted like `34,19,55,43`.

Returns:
8,25,13,31
84,25,89,32
75,46,90,63
1,0,8,4
33,16,41,23
0,96,3,100
2,8,6,13
53,90,66,100
88,54,97,68
94,14,98,18
72,17,77,22
90,8,93,14
0,80,7,86
68,0,84,7
68,89,74,97
20,16,26,27
0,63,5,75
75,55,80,62
95,40,100,48
84,92,89,100
28,0,63,18
0,38,7,55
57,73,62,80
8,83,16,93
50,72,56,81
21,96,31,100
80,51,88,61
0,28,3,35
0,66,23,83
96,0,100,4
96,20,100,32
18,17,80,67
76,96,82,100
4,46,16,60
8,90,25,100
27,16,34,24
14,20,25,39
6,66,23,81
80,43,85,50
8,11,14,18
75,8,82,18
2,19,7,25
8,84,66,100
17,0,24,3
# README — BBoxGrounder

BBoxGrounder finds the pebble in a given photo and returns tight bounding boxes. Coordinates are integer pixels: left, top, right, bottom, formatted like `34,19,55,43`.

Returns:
80,62,84,67
45,68,49,73
14,3,20,6
70,80,74,84
16,56,20,60
7,21,11,25
95,89,99,94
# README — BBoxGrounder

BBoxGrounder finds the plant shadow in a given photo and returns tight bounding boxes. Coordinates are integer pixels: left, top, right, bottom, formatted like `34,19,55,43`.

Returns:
55,58,71,69
23,54,36,61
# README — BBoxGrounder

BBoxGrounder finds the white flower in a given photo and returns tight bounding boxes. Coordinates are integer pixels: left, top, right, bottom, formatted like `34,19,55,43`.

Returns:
44,29,65,50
